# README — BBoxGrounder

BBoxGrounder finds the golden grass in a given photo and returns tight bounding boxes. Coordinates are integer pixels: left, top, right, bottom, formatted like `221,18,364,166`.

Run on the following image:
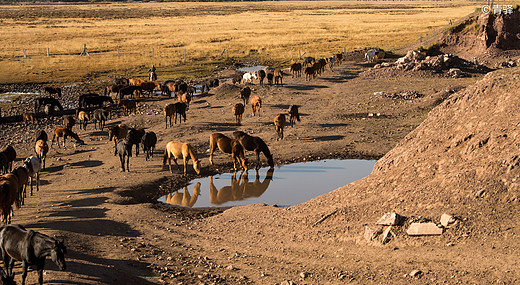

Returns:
0,1,480,83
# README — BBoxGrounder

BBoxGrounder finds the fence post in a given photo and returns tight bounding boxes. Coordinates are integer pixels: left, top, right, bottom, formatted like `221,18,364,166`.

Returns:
184,48,186,60
299,50,301,59
268,51,271,60
117,48,120,57
46,48,49,57
226,49,228,58
80,44,89,56
23,49,27,58
152,48,154,58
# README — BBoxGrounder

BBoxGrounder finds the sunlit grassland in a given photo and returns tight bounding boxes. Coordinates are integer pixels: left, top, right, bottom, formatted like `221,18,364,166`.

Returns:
0,1,479,84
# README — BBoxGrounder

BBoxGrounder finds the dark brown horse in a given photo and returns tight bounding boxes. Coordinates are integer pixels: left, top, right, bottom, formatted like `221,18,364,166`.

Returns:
209,133,247,171
51,127,84,148
0,224,66,285
232,131,274,168
239,87,251,106
43,86,61,98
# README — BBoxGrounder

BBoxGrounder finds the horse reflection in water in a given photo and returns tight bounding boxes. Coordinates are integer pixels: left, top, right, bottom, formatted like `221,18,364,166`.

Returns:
163,182,201,207
210,167,275,205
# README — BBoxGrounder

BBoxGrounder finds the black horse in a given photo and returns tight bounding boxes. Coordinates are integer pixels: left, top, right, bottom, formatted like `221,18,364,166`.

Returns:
78,94,113,109
92,109,108,130
43,87,61,98
200,78,219,93
113,77,129,86
116,139,132,172
126,128,145,157
141,131,157,161
0,224,66,285
34,97,63,113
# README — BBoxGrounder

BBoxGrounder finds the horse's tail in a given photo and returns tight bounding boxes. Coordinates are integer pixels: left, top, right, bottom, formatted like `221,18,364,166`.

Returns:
162,145,169,169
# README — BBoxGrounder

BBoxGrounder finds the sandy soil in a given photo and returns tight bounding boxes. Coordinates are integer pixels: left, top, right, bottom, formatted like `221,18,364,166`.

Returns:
4,53,500,285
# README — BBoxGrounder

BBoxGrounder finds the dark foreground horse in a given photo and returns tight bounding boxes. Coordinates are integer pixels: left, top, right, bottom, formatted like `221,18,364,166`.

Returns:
126,128,145,157
141,131,157,161
34,98,63,113
0,224,66,285
232,131,274,168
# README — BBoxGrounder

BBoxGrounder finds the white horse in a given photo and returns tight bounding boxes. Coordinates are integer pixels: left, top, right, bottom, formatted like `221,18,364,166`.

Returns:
242,72,258,84
365,49,376,63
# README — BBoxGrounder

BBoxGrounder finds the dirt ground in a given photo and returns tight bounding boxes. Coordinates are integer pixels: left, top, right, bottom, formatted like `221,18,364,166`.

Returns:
5,49,515,285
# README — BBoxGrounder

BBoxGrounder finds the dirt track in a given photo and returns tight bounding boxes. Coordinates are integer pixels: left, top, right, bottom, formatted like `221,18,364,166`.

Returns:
3,54,495,284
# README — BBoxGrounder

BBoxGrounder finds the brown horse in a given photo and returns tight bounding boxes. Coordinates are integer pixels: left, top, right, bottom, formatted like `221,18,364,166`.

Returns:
250,95,262,117
0,173,20,224
209,133,247,171
232,103,244,125
51,128,84,148
164,102,187,128
290,63,302,78
35,139,49,169
23,112,37,125
11,166,29,206
117,99,137,115
77,111,89,130
162,141,201,175
232,131,274,168
1,146,16,174
288,105,301,127
274,113,286,140
274,69,283,85
129,78,145,86
240,87,251,106
178,93,192,110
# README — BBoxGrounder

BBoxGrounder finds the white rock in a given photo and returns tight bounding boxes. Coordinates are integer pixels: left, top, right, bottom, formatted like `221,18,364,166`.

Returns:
406,222,443,236
440,214,456,227
376,212,402,226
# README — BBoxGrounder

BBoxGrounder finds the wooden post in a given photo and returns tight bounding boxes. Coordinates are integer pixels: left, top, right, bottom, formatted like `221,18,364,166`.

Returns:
46,48,49,57
152,48,154,58
117,48,120,57
184,48,186,60
386,42,388,51
23,49,27,58
226,49,228,58
80,44,89,56
268,51,271,60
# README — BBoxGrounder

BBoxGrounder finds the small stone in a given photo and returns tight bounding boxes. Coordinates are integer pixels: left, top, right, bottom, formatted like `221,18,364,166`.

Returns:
440,214,456,227
364,225,383,242
410,269,422,278
376,212,402,226
407,223,443,236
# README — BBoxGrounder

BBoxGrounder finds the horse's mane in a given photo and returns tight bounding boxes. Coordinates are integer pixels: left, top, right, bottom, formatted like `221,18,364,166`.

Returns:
187,144,199,161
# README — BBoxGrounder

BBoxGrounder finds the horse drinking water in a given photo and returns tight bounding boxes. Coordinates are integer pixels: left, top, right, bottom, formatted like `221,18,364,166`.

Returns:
0,224,66,285
162,141,201,175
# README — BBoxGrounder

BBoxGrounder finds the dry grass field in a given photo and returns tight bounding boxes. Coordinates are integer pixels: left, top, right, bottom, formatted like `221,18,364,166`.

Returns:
0,1,479,83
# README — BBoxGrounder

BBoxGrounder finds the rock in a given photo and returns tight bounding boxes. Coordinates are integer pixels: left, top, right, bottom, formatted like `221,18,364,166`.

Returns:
406,223,443,236
376,212,402,226
381,226,394,244
364,225,383,242
440,214,457,227
281,281,296,285
395,56,410,65
409,269,422,278
300,272,308,278
448,68,463,78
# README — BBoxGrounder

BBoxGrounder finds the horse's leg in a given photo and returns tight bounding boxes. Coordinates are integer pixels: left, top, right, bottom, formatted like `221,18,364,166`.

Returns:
183,156,188,175
255,150,261,169
126,154,130,172
36,172,40,192
209,139,216,166
21,260,29,285
36,260,45,285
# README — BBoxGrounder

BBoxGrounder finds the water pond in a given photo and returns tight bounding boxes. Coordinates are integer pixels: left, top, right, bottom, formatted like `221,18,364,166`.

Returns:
158,159,376,208
0,92,38,103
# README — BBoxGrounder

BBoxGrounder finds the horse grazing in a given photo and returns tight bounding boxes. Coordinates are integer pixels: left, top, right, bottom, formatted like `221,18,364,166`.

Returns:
1,146,16,174
126,128,145,157
239,86,251,106
92,109,108,130
35,131,47,143
274,113,286,140
209,133,247,171
162,141,201,175
43,87,61,98
164,102,187,128
250,95,262,117
288,105,301,127
233,103,244,125
77,111,89,130
51,128,84,148
141,131,157,161
365,49,376,63
63,115,75,130
108,124,129,156
242,72,257,84
34,97,63,113
274,69,283,85
232,131,274,168
290,63,302,77
34,140,48,170
116,139,132,172
0,224,66,285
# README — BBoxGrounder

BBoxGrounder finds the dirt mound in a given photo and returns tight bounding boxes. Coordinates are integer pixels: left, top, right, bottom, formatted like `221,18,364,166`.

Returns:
211,82,241,99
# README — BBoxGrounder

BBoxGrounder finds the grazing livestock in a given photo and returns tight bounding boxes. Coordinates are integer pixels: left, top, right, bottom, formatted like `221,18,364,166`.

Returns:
232,131,274,168
200,79,219,93
78,94,113,109
116,139,132,172
164,102,187,128
34,97,62,113
92,109,108,130
0,174,18,224
104,84,124,97
257,69,266,86
34,140,48,170
266,72,274,85
117,86,141,100
365,49,376,62
233,103,244,125
250,95,262,117
63,115,75,130
335,53,343,65
161,82,176,97
118,99,137,115
242,72,257,84
290,63,302,78
0,224,67,285
23,112,37,125
113,77,129,86
108,124,129,155
302,56,315,67
178,93,192,110
126,128,145,157
23,156,41,196
274,113,286,140
140,81,161,97
288,105,301,127
129,78,145,86
77,111,89,130
239,87,251,106
274,69,283,85
141,131,157,161
11,166,29,206
51,127,84,148
1,146,16,174
162,141,201,175
43,86,62,98
209,133,247,171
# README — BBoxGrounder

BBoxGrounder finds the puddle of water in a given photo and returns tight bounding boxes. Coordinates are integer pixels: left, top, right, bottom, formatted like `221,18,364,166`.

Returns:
159,159,376,208
237,66,267,73
0,92,38,103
